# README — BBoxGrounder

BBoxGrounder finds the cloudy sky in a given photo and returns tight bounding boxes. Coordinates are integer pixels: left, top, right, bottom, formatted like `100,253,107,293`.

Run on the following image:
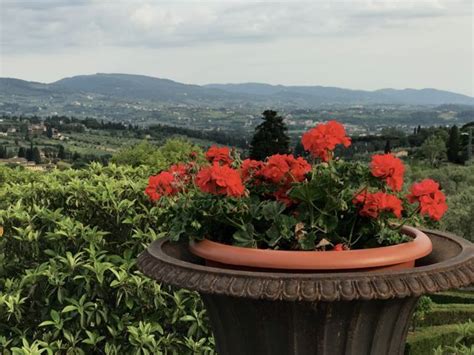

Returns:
0,0,472,95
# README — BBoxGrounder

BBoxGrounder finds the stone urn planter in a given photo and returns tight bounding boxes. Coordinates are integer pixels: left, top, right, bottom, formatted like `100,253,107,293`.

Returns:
138,229,473,355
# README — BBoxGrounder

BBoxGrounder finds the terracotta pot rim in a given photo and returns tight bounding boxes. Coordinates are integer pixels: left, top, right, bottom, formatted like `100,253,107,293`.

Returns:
188,226,433,270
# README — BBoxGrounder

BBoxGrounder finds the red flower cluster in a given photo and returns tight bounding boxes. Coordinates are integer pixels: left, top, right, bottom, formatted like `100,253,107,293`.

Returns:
196,164,245,197
258,154,310,206
273,187,294,207
206,146,233,165
145,172,178,202
301,121,351,161
169,163,188,177
168,162,193,184
145,163,193,202
407,179,448,220
370,154,405,191
260,154,311,185
353,191,403,219
241,159,264,182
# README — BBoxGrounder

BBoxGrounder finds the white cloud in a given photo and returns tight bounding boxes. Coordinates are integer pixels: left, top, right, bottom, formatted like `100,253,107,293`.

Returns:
2,0,471,52
0,0,472,95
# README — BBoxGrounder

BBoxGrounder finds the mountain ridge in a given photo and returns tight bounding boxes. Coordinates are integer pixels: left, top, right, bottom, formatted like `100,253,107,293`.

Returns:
1,73,473,106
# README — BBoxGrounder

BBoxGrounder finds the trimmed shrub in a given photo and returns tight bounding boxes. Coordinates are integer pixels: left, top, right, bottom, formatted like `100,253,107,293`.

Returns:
420,304,474,327
429,291,474,304
405,323,465,355
0,163,214,354
411,296,433,331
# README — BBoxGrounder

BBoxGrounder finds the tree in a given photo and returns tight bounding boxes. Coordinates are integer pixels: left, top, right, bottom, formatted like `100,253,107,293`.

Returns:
384,140,392,154
58,145,66,160
446,125,460,163
18,147,26,158
249,110,290,160
26,142,34,161
466,127,473,161
32,147,42,164
0,145,7,159
46,126,53,139
419,135,446,167
294,141,305,157
111,139,203,168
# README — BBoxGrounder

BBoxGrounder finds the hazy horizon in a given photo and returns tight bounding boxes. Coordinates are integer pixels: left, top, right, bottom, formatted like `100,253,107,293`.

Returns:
1,1,473,96
2,72,473,97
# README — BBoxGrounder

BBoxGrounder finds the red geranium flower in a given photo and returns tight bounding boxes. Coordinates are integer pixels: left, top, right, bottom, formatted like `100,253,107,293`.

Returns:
407,179,448,220
353,190,403,219
168,163,192,185
301,121,351,161
407,179,440,203
205,146,232,165
241,159,264,182
273,187,295,207
418,191,448,221
196,164,245,197
261,154,311,184
168,163,188,177
145,171,178,202
370,154,405,191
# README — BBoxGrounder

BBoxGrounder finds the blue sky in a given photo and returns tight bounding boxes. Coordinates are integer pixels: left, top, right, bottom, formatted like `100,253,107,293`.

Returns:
0,0,472,95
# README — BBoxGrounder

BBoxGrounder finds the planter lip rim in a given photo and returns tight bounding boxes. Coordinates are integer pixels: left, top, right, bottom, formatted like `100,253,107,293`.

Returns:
188,226,431,270
138,228,474,301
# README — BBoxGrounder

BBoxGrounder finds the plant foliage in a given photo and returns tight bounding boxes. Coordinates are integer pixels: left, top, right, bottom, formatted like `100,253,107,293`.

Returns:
0,161,214,354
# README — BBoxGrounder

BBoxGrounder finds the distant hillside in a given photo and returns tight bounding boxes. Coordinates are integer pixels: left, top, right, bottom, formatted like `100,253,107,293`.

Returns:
0,78,59,97
205,83,474,106
1,74,473,108
52,73,244,102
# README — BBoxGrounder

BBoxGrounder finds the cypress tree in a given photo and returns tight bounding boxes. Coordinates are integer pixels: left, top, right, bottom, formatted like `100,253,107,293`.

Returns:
466,127,473,161
384,139,392,154
0,146,6,159
46,126,53,139
26,142,34,161
58,145,66,160
249,110,290,160
294,141,305,157
25,148,33,161
447,125,460,163
32,147,42,164
18,147,26,158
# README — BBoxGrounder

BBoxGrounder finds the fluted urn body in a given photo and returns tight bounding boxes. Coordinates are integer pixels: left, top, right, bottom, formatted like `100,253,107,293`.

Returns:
138,229,473,355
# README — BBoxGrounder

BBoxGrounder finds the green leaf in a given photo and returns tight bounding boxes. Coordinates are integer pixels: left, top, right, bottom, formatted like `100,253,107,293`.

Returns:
261,201,285,221
62,305,77,313
38,320,55,327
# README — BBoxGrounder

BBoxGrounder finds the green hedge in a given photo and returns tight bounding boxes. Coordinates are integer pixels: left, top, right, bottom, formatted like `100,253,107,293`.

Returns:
429,291,474,305
419,304,474,327
0,161,214,353
405,324,463,355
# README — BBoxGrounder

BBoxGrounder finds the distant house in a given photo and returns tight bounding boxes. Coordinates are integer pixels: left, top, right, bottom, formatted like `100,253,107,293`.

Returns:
7,127,17,133
0,132,7,137
394,150,409,158
28,124,46,136
25,165,47,172
0,157,27,165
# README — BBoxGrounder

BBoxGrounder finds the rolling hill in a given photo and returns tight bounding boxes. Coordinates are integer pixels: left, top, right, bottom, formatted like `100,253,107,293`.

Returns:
205,83,474,106
1,73,473,109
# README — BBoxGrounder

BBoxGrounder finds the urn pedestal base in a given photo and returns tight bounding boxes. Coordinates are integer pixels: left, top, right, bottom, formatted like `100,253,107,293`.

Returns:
203,295,418,355
138,229,473,355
